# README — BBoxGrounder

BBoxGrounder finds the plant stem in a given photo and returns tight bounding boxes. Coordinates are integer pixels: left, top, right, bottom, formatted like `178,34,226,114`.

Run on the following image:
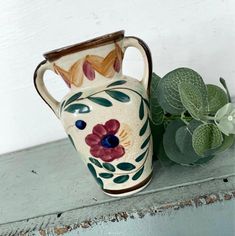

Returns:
205,115,215,121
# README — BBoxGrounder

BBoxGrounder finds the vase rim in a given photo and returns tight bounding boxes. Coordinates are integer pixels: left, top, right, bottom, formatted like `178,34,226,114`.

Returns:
43,30,125,61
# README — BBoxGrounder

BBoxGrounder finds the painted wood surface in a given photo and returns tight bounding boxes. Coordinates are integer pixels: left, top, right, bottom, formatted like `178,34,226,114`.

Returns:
0,139,234,235
1,0,235,154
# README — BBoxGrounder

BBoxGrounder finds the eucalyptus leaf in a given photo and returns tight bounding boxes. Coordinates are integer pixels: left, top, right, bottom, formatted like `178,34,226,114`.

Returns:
214,103,235,136
157,68,207,114
157,141,175,167
150,73,164,125
163,120,201,164
204,134,235,156
192,123,223,156
207,84,228,114
179,82,208,120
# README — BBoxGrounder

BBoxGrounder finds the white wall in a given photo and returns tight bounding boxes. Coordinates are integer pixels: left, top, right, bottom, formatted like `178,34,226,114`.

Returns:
0,0,235,155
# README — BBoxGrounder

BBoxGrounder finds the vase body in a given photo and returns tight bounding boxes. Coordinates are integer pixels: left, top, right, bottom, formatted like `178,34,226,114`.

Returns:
34,31,153,197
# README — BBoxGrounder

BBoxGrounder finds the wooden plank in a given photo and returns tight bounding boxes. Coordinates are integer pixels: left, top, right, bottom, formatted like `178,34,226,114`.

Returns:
0,138,234,235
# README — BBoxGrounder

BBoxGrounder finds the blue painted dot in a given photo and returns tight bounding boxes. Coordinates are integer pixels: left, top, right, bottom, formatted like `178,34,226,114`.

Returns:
101,134,119,148
75,120,86,130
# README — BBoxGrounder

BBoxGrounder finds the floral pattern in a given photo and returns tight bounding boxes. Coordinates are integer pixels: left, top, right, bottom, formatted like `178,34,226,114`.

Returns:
85,119,132,162
53,43,123,88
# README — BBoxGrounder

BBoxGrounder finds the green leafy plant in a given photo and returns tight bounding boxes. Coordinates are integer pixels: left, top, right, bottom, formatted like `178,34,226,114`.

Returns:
150,68,235,166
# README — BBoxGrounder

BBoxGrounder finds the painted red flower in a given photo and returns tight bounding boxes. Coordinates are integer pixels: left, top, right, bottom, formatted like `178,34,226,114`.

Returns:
85,119,125,162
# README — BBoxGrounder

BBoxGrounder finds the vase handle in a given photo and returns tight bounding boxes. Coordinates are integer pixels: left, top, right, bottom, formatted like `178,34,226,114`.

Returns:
33,60,60,118
123,36,152,93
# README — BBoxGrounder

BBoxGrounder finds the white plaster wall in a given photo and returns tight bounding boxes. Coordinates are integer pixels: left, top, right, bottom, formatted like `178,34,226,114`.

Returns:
0,0,235,155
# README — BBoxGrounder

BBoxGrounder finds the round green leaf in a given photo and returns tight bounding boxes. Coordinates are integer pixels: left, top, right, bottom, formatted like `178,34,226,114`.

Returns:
179,82,208,120
102,163,115,172
116,162,136,171
113,175,129,184
163,120,201,164
207,84,228,114
157,141,175,167
214,103,235,136
157,68,207,114
192,124,223,156
150,73,164,125
204,134,235,156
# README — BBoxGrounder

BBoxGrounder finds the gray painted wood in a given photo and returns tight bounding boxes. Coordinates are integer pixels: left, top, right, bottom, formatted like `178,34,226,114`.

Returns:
0,139,234,235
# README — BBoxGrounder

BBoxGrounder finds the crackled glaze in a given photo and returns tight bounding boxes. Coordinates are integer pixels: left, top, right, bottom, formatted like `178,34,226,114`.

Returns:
34,31,153,197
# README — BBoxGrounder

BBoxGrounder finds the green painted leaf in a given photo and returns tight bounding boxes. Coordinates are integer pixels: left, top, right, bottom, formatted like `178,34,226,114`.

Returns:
135,149,148,162
139,118,149,136
113,175,129,184
141,135,151,149
178,82,208,120
88,97,112,107
102,163,115,172
150,73,164,125
207,84,228,114
132,166,144,180
157,68,207,114
157,142,175,167
89,157,102,168
64,92,82,107
163,120,201,165
139,99,144,120
96,177,104,189
99,173,113,178
116,162,136,171
220,77,231,102
68,135,76,150
106,90,130,103
65,104,90,114
107,80,127,87
87,163,97,178
192,124,223,156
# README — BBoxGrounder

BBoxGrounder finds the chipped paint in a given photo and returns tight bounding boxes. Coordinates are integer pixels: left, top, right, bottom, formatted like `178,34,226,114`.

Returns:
34,190,235,236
